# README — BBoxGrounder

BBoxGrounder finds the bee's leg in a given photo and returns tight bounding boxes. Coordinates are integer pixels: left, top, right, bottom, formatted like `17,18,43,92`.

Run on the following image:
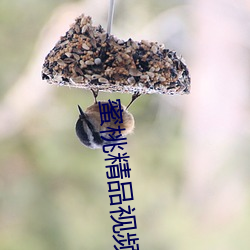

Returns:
91,89,99,104
126,91,141,110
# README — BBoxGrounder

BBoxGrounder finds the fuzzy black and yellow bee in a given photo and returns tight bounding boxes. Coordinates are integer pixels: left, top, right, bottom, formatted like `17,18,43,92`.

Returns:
75,90,137,149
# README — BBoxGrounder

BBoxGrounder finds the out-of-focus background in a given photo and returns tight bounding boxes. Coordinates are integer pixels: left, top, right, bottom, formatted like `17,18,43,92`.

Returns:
1,0,250,249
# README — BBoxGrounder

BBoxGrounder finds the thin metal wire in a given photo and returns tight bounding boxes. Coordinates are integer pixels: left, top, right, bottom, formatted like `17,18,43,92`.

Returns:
107,0,115,34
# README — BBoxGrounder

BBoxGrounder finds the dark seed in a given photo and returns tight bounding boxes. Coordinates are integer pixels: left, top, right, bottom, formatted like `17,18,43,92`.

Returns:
42,73,50,80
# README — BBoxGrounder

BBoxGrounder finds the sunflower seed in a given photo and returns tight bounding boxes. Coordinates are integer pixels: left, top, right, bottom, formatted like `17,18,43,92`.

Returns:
75,24,80,34
140,75,149,82
147,72,154,78
82,43,90,50
98,77,109,84
92,74,101,79
151,45,158,54
129,68,142,77
63,58,75,64
73,53,80,60
85,60,94,65
128,77,135,84
65,52,71,58
57,59,67,66
141,40,150,47
72,76,84,83
74,66,83,75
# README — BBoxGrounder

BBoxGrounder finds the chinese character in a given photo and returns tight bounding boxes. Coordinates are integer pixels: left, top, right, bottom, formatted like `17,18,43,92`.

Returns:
99,99,124,126
105,152,130,164
106,163,131,179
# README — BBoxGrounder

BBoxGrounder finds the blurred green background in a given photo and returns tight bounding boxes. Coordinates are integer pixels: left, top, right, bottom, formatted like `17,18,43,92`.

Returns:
1,0,250,249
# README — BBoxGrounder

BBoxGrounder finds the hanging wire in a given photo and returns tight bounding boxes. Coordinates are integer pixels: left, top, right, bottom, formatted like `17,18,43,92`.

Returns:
107,0,115,34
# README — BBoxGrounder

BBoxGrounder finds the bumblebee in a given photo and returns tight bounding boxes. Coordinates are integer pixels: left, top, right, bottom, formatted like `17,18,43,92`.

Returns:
75,90,138,149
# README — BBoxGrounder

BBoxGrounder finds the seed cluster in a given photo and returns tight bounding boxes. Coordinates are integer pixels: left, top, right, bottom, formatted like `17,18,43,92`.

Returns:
42,14,190,95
